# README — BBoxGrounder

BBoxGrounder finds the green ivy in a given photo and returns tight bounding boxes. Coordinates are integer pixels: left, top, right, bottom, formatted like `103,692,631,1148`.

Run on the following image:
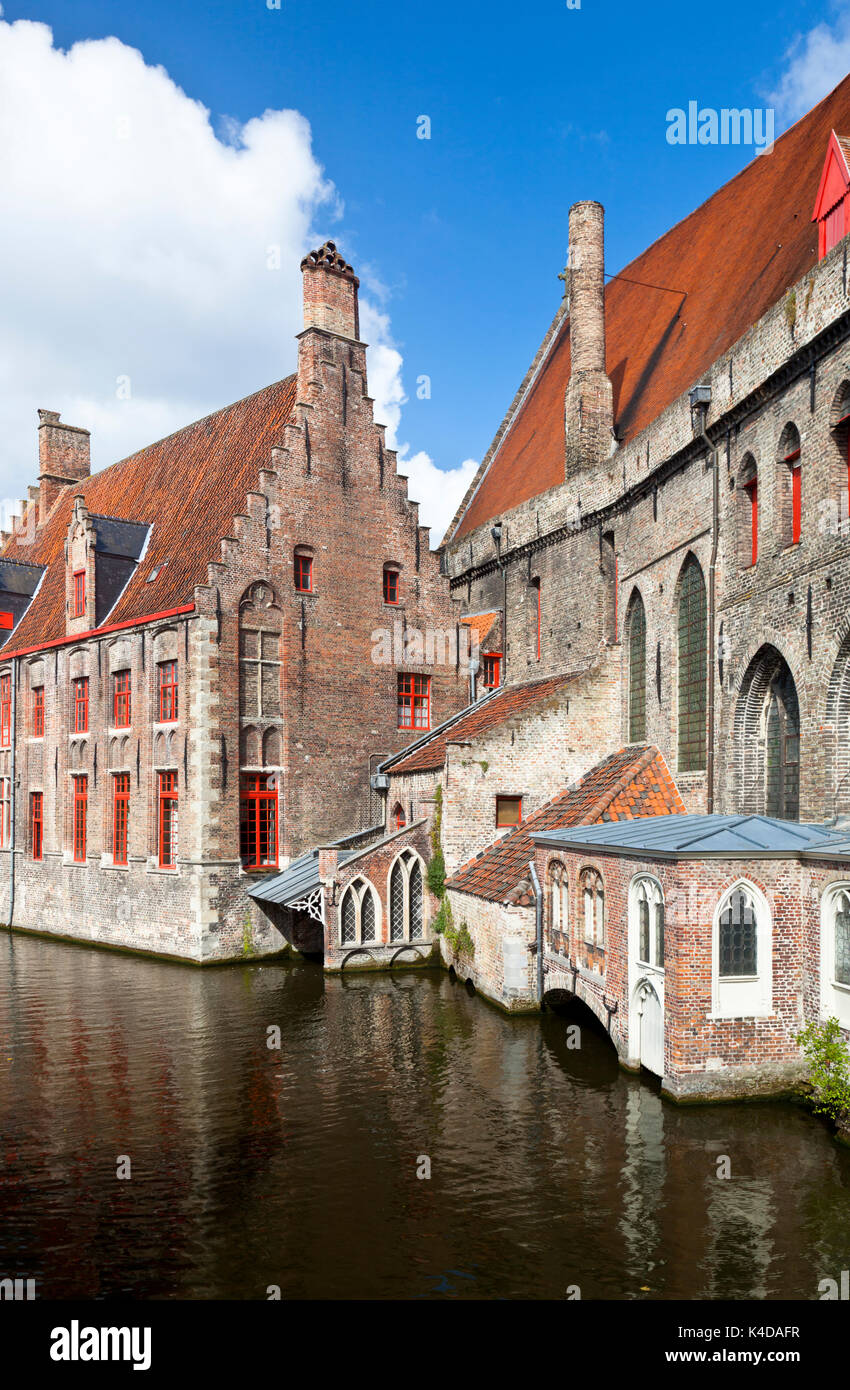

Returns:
427,783,446,899
795,1017,850,1122
456,921,475,958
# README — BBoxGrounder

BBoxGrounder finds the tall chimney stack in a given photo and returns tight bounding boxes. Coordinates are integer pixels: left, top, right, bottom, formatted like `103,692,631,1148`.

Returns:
37,409,91,524
564,201,614,475
300,241,360,340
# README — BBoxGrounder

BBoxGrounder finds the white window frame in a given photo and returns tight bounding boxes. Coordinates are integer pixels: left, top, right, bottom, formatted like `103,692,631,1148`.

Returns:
386,849,428,943
629,875,665,973
711,878,772,1018
338,877,381,946
820,883,850,1030
580,867,605,948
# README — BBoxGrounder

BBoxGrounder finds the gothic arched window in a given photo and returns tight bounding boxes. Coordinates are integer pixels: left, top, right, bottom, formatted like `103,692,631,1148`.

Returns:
677,554,707,773
626,589,647,742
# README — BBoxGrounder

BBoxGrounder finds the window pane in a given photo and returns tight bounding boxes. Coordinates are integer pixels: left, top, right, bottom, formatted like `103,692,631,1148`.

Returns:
655,901,665,967
628,595,647,742
390,861,405,941
639,898,650,962
361,891,376,943
677,557,707,772
836,896,850,986
410,862,423,939
719,890,757,976
341,893,356,944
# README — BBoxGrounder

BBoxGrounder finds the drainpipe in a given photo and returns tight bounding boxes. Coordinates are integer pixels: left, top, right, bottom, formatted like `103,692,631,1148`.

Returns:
7,656,16,927
529,859,543,1003
690,385,718,814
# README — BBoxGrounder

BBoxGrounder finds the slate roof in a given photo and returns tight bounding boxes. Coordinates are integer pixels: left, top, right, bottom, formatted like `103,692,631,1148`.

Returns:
385,670,575,775
448,745,685,902
533,813,850,859
247,845,359,908
0,376,297,653
450,76,850,540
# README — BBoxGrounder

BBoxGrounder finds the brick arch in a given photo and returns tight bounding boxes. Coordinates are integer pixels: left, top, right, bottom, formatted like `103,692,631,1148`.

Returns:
829,376,850,429
733,644,800,818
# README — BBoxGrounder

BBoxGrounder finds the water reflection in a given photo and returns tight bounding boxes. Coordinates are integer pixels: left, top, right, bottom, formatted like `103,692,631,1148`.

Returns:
0,932,849,1300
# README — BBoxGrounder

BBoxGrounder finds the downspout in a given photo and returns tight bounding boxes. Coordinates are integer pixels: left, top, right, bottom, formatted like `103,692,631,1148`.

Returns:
702,429,719,815
529,859,543,1003
7,656,16,927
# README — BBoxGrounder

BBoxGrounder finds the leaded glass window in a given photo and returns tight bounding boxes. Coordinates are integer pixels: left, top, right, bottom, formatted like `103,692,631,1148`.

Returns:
341,891,356,944
410,862,423,939
719,889,758,977
628,591,647,743
835,890,850,987
390,860,405,941
677,555,707,772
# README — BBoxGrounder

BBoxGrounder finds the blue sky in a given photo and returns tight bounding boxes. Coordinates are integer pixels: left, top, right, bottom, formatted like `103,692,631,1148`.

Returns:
2,0,847,536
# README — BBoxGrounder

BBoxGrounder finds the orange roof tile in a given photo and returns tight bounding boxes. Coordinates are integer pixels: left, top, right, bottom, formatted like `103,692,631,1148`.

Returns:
1,377,297,652
387,670,573,775
447,745,685,902
452,77,850,539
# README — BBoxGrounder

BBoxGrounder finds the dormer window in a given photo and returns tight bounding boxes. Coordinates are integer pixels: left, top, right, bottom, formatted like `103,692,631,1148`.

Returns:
72,570,86,619
813,131,850,260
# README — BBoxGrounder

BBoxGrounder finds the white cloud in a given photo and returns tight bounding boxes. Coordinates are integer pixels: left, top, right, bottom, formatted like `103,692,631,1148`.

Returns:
0,18,475,547
768,6,850,125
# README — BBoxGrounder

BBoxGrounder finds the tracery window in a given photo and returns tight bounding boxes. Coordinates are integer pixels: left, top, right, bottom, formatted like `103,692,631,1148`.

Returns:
626,590,646,742
389,850,425,942
581,868,605,948
634,876,664,968
340,877,380,945
677,554,707,772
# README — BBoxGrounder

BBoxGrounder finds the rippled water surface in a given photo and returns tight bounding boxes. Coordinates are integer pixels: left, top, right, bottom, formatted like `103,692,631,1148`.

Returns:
2,932,849,1300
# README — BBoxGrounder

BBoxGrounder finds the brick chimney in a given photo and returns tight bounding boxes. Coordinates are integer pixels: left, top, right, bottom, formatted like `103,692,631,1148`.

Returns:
564,201,614,475
300,241,360,340
37,409,90,524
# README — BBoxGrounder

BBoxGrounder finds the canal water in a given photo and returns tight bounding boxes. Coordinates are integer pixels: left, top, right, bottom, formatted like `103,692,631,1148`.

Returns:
1,932,849,1301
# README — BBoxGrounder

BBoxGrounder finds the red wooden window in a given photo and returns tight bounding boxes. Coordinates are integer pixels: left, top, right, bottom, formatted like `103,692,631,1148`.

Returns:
745,477,758,565
30,791,42,861
397,674,431,730
113,670,131,728
72,676,89,733
112,773,130,865
392,802,406,831
383,567,399,604
240,773,278,869
72,775,88,863
531,577,542,660
823,199,846,257
482,654,501,689
32,686,44,738
158,770,178,868
294,552,313,593
72,570,86,619
0,778,10,848
786,448,802,544
496,795,522,828
0,674,10,748
157,660,178,722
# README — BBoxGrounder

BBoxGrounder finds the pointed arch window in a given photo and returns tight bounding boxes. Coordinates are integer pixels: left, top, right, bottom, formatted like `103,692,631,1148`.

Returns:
626,590,647,742
581,867,604,948
548,861,569,952
340,877,380,945
634,877,664,968
713,881,772,1017
389,850,425,942
677,555,707,773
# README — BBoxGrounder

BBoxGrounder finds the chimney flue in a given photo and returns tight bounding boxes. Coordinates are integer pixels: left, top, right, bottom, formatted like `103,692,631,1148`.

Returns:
299,241,360,340
37,409,91,525
564,201,614,476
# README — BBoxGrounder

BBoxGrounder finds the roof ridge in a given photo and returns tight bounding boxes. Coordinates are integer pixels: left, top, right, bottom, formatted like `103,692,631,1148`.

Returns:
580,744,660,824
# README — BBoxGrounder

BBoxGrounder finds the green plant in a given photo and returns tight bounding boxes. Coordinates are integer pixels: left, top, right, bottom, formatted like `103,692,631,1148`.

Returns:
432,896,455,943
795,1017,850,1122
456,921,475,958
427,783,446,899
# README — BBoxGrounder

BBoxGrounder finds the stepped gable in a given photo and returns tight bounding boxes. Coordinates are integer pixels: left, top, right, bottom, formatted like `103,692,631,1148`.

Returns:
447,745,685,902
0,376,297,652
451,75,850,539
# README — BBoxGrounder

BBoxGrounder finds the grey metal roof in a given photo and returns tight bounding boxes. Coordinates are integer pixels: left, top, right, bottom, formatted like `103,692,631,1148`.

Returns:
91,516,150,560
532,813,850,860
247,846,359,907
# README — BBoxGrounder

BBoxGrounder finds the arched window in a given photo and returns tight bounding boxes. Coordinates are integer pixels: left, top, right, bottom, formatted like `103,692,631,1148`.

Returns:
634,877,664,968
548,861,569,950
713,881,772,1017
626,589,647,742
734,645,800,819
676,554,707,773
777,423,802,548
821,885,850,1029
581,868,604,948
391,802,406,832
832,889,850,987
737,453,758,567
339,877,380,946
830,379,850,528
389,850,425,942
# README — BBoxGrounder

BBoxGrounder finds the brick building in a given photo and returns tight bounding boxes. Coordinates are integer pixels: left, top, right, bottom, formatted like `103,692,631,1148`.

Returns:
0,242,466,961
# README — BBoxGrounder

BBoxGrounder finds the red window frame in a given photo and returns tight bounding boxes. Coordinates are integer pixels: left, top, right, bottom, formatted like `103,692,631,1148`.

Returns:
72,676,89,733
786,448,802,545
72,570,86,619
157,660,178,723
496,795,523,828
294,552,313,593
32,686,44,738
0,674,10,748
392,802,406,831
30,791,42,861
397,673,431,731
383,567,400,605
744,477,758,565
112,772,130,865
158,770,178,869
72,774,87,863
0,778,9,848
239,773,278,869
113,670,131,728
482,654,501,690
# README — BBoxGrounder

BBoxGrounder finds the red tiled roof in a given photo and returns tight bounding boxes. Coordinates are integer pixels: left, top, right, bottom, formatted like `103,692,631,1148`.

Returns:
452,78,850,539
447,745,685,902
460,610,500,649
388,670,573,774
1,377,297,652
